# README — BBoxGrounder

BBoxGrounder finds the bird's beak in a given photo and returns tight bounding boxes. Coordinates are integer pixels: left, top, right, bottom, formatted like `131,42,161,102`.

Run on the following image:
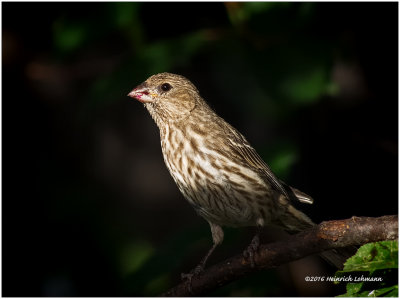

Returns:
127,83,155,103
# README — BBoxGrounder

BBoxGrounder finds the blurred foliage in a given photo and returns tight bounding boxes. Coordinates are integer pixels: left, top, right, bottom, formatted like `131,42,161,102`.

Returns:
2,1,398,297
335,241,398,297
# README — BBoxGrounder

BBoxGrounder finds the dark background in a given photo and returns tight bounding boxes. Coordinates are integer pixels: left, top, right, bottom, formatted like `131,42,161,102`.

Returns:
2,2,398,296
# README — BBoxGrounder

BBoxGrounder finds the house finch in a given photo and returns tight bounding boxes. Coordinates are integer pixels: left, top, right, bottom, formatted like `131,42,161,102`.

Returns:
128,72,349,278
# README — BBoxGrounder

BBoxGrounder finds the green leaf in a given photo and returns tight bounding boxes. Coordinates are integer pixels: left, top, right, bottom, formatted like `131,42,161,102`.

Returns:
384,285,398,297
338,284,398,297
335,241,398,297
369,285,398,297
342,241,398,274
347,282,364,295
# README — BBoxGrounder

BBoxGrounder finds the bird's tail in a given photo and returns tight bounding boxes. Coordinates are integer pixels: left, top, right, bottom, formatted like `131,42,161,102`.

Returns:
275,196,357,269
275,200,315,233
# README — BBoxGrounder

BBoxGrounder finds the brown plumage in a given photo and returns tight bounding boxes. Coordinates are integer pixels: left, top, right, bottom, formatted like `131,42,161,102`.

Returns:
128,72,349,275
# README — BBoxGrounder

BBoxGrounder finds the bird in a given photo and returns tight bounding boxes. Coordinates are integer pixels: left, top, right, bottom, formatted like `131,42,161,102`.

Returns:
128,72,351,279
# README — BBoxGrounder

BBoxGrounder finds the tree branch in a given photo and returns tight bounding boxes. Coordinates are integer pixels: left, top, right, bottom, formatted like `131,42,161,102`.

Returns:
162,215,398,296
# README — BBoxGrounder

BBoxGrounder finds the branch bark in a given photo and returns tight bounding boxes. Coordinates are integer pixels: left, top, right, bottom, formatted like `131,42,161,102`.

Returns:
162,215,398,296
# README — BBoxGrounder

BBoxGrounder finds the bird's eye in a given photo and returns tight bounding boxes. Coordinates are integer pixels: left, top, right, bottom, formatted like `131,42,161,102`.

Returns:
160,83,172,92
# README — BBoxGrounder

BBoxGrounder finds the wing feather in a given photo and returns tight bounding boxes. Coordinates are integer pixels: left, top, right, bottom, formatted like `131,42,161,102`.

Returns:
223,123,313,204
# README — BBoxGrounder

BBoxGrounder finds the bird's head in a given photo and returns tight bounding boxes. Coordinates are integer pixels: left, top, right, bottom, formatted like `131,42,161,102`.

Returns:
128,72,200,127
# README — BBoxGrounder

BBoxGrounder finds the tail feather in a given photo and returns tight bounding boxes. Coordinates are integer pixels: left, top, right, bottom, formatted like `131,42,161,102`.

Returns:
275,196,357,269
275,190,357,269
290,186,314,204
279,180,314,205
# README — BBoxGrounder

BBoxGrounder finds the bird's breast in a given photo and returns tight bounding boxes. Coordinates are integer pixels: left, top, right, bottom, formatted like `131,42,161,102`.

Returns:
160,126,275,227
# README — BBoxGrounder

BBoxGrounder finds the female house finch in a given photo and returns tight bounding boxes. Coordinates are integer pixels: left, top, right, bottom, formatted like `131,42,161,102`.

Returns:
128,73,347,276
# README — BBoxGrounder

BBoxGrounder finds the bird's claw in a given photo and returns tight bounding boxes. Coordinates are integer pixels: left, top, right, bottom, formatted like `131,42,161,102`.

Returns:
243,234,260,267
181,264,204,293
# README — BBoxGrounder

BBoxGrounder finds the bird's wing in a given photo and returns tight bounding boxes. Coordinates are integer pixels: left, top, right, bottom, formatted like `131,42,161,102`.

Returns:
224,123,313,204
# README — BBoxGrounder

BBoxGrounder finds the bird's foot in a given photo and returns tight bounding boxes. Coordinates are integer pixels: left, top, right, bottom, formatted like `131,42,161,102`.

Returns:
243,234,260,267
181,264,204,293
